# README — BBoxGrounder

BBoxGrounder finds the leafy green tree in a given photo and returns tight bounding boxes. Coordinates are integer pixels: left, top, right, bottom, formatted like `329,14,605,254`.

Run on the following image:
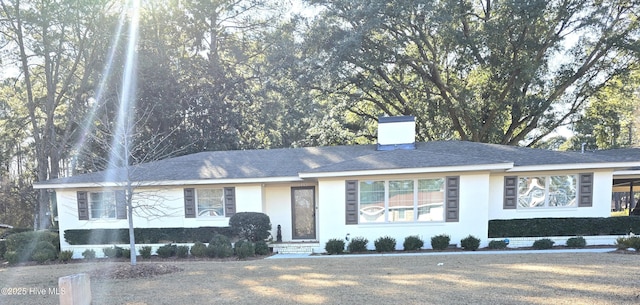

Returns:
301,0,640,146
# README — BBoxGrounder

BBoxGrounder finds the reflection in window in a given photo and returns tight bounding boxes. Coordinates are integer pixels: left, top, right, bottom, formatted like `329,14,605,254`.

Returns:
197,188,224,217
518,176,577,208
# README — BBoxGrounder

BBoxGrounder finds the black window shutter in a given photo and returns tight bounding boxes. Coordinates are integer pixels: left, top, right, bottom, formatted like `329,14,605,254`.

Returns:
77,191,89,220
184,188,195,218
579,173,593,207
115,190,127,219
504,176,518,209
445,176,459,222
345,180,358,225
224,187,236,217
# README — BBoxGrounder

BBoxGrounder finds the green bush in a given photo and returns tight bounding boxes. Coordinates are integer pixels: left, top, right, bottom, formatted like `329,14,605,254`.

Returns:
190,242,208,257
487,240,508,249
5,231,60,262
58,250,74,262
460,235,480,251
31,241,58,263
374,236,396,253
616,236,640,251
176,245,189,258
325,238,345,254
235,240,255,259
254,240,270,255
208,234,233,258
628,237,640,251
140,246,153,259
102,245,125,258
615,237,629,250
566,236,587,248
122,248,131,259
347,237,369,253
229,212,272,242
82,249,96,259
532,238,555,250
4,251,19,264
431,234,451,250
156,244,177,258
488,217,640,238
403,235,424,251
64,227,234,245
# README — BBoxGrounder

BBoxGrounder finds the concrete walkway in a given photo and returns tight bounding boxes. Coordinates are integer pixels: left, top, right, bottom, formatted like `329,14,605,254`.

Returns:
266,247,619,259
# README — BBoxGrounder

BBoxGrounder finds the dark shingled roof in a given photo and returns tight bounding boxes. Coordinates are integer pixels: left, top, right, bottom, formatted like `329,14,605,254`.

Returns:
35,141,639,186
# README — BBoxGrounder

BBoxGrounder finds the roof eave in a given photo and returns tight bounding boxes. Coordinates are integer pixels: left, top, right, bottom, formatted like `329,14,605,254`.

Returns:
298,163,514,178
33,176,304,189
506,162,640,173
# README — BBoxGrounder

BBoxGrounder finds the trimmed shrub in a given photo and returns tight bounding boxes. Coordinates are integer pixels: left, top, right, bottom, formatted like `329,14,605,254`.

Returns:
235,240,255,259
532,238,555,250
4,251,19,264
140,246,153,259
58,250,74,262
254,240,270,255
616,236,640,251
347,237,369,253
460,235,480,251
122,248,131,259
190,242,208,257
229,212,272,242
403,235,424,251
325,238,345,254
487,240,508,249
176,245,189,258
31,241,57,263
374,236,396,252
488,217,640,238
156,244,177,258
102,245,125,258
82,249,96,259
431,234,451,250
208,234,233,258
566,236,587,248
64,227,234,245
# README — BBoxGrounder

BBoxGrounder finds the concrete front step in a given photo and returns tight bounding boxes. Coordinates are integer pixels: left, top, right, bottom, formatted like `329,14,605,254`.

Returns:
272,243,321,254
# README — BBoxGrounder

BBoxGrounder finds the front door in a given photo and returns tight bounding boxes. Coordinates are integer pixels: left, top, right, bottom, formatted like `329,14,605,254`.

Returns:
291,186,316,240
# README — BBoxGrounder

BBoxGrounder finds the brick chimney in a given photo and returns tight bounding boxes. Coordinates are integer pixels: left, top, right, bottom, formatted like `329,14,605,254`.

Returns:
377,116,416,151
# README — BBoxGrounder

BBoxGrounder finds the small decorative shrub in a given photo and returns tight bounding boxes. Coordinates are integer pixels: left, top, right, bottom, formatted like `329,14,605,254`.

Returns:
82,249,96,259
374,236,396,252
532,238,555,250
5,231,60,261
122,248,131,259
156,244,177,258
566,236,587,248
616,236,640,251
190,242,208,257
403,235,424,251
325,238,345,254
58,250,74,262
347,237,369,253
488,240,508,249
102,245,124,258
229,212,272,242
235,240,255,259
140,246,153,259
254,240,270,255
176,245,189,258
208,234,233,258
4,251,19,264
460,235,480,251
431,234,451,250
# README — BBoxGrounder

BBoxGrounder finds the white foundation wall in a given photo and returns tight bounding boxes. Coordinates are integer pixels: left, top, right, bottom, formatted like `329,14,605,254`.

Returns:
488,170,613,220
55,184,264,249
317,173,492,250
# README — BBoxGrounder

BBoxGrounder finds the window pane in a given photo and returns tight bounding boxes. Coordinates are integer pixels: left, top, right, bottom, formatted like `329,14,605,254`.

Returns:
359,181,385,223
417,179,445,221
549,175,577,207
518,177,546,208
389,180,414,222
90,192,115,219
197,189,224,217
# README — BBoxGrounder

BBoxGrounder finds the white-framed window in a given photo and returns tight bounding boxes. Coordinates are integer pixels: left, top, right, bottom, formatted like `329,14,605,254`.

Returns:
517,175,577,208
196,188,225,217
89,191,116,219
359,178,445,223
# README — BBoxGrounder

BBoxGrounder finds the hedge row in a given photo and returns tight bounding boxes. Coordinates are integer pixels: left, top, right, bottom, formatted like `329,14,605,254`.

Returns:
488,217,640,238
64,227,233,245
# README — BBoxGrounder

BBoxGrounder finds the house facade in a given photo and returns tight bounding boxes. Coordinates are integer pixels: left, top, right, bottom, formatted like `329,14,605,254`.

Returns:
34,117,640,255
